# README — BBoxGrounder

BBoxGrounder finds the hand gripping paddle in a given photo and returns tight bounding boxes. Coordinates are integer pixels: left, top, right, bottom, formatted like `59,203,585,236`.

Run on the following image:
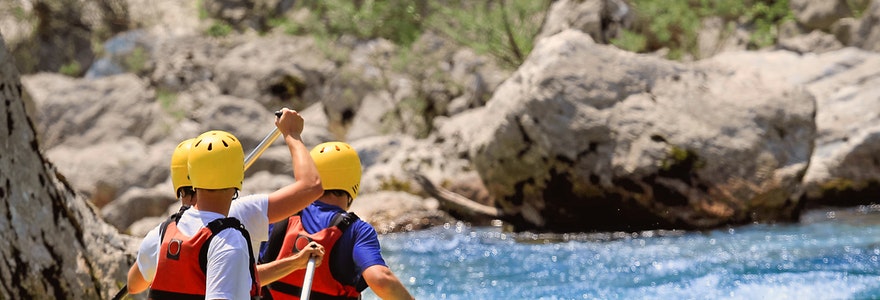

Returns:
299,242,319,300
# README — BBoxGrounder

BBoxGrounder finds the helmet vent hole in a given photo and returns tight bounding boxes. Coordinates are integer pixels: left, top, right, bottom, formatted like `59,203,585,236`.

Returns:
335,145,340,151
222,140,229,147
194,140,202,147
207,143,213,151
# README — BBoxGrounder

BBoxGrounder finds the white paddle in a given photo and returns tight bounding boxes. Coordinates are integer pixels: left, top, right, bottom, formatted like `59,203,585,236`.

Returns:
243,111,283,171
300,243,319,300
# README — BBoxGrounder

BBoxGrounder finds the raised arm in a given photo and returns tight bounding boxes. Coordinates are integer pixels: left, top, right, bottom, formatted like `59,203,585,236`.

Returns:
267,108,324,223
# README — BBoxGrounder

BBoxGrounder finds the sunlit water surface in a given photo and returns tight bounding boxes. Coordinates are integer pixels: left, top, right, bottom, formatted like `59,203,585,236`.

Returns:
361,207,880,300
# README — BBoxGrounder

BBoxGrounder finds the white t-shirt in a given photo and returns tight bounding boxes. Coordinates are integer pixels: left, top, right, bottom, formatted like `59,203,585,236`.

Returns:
137,194,270,296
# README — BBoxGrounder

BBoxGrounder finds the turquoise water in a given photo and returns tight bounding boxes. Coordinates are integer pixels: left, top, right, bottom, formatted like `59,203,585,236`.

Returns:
362,207,880,300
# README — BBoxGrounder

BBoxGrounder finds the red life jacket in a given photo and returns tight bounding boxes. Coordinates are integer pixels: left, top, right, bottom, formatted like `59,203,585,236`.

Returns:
263,213,360,300
148,211,261,299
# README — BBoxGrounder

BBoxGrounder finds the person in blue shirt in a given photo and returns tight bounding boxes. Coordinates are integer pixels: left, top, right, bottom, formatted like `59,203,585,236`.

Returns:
260,141,414,300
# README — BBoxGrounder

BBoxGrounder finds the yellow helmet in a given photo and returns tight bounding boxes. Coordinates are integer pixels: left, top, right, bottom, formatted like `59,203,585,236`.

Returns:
170,138,195,195
311,142,362,200
188,130,244,190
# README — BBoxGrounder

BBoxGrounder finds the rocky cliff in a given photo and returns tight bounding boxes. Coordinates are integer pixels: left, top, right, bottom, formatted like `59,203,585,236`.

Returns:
0,34,133,299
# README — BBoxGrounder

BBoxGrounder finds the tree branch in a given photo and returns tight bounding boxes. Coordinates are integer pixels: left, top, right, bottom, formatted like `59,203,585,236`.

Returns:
408,171,504,219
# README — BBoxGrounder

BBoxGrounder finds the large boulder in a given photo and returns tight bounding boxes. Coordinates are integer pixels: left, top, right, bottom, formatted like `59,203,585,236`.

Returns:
709,48,880,208
440,30,816,232
23,72,172,148
213,35,333,111
0,34,133,299
21,73,176,207
148,34,235,92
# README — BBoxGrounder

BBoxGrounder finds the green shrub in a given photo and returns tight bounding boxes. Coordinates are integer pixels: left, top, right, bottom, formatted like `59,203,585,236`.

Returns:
379,175,414,193
206,21,233,37
621,0,794,59
611,29,649,53
292,0,425,46
427,0,551,69
123,46,148,74
267,17,303,35
742,0,794,49
848,0,869,18
266,0,548,69
157,89,185,120
59,61,82,76
197,0,209,20
12,6,26,19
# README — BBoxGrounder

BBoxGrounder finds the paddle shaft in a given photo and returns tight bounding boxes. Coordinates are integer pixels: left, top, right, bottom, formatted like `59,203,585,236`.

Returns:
244,111,284,171
111,285,127,300
301,255,318,300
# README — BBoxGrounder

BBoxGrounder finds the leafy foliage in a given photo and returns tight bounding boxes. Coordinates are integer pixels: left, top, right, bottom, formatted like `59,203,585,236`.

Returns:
122,46,148,74
58,60,82,77
268,0,548,70
156,88,186,120
206,21,233,37
618,0,794,60
292,0,426,46
847,0,870,18
426,0,551,69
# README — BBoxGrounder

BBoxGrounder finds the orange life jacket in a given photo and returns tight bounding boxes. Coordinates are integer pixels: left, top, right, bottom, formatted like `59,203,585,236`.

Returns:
263,213,360,300
148,211,261,299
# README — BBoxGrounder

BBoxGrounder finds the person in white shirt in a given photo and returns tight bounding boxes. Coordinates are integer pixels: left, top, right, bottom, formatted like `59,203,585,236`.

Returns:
147,129,257,299
127,108,325,295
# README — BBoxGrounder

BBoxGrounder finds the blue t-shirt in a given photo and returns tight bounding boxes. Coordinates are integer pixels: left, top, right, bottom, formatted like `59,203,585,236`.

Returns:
259,202,386,291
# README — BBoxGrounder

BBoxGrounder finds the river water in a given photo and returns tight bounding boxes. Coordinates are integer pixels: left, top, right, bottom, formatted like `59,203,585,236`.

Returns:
361,206,880,300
